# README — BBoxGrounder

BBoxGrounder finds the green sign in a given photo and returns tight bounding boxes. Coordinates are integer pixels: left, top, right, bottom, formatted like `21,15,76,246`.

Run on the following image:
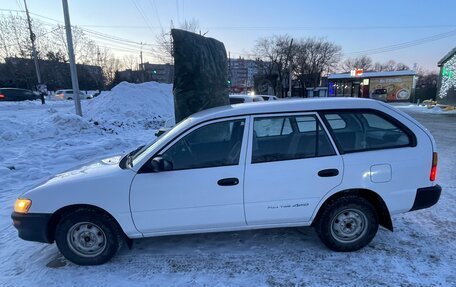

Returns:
442,67,454,79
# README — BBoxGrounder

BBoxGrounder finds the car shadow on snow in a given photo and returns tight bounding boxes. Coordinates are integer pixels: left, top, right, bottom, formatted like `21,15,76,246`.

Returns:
125,227,322,256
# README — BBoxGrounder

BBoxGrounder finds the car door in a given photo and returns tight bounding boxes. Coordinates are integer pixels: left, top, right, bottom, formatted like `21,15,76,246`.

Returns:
8,89,22,101
130,117,249,235
23,90,35,100
244,113,343,225
65,91,73,99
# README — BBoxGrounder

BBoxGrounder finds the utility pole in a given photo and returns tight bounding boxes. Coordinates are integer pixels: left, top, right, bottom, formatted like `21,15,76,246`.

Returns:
140,42,144,70
287,38,293,97
62,0,82,116
23,0,41,85
140,42,144,81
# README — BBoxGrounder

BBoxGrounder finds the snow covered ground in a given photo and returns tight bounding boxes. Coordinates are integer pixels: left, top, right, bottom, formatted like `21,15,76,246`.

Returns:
0,97,454,286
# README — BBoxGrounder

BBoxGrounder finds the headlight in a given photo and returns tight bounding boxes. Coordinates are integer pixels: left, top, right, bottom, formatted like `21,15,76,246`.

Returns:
14,199,32,213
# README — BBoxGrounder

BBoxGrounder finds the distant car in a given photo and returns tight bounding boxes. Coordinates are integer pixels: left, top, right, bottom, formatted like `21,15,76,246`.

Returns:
370,89,388,102
229,94,264,104
92,91,101,98
260,95,279,101
55,90,92,100
0,88,39,101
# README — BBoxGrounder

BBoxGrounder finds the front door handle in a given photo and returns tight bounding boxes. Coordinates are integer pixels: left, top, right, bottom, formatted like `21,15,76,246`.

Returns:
318,169,339,177
217,177,239,186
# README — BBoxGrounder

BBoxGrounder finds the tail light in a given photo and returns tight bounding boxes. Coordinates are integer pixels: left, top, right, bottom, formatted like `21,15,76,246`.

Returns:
0,94,5,99
430,152,438,181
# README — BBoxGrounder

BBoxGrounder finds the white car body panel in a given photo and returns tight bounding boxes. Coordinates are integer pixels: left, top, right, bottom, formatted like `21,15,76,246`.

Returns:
23,155,142,238
18,98,437,239
244,112,344,225
130,117,251,235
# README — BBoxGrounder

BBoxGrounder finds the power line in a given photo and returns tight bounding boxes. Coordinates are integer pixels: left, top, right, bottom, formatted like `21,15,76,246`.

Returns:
0,8,161,60
345,29,456,56
1,8,455,31
176,0,180,23
4,9,158,48
130,0,156,35
203,24,456,31
15,0,24,10
2,7,456,62
150,0,163,30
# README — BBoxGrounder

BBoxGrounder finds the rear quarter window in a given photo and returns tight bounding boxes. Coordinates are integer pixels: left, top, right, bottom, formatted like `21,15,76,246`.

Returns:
322,110,415,153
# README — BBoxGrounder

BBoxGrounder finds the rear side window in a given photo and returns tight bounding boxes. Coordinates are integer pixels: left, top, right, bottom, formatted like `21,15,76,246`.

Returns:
323,110,413,153
325,114,346,130
254,117,292,137
230,97,244,104
252,115,335,163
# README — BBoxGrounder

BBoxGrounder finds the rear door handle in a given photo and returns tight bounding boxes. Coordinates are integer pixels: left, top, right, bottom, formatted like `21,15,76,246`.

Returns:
217,177,239,186
318,169,339,177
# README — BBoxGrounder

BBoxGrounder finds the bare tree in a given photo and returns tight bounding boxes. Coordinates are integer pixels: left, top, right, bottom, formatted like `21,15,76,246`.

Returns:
155,18,201,63
0,13,42,60
294,37,342,90
253,35,294,96
341,56,373,72
372,60,410,72
394,62,410,71
101,53,122,84
122,54,139,70
47,25,100,65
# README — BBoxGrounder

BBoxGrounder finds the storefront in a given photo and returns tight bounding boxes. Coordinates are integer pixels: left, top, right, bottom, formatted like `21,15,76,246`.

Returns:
437,47,456,105
327,70,417,102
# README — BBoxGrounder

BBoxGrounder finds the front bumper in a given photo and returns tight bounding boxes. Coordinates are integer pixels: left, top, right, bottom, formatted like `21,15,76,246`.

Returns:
410,185,442,211
11,212,53,243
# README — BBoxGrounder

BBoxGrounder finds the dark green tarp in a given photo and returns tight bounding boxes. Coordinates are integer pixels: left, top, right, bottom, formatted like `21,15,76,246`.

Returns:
171,29,229,123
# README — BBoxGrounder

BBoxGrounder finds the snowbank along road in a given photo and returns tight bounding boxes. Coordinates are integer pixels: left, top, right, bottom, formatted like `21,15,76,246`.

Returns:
0,97,454,286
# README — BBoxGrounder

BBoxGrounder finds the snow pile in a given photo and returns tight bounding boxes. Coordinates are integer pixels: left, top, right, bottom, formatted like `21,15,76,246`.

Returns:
84,81,174,129
1,98,455,286
0,108,96,142
396,104,456,114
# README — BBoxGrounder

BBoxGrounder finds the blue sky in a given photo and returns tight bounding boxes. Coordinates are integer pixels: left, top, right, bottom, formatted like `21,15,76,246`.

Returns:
2,0,456,71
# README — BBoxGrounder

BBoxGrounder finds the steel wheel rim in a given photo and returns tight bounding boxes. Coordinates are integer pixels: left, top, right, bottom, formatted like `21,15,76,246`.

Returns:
67,222,107,258
330,208,368,243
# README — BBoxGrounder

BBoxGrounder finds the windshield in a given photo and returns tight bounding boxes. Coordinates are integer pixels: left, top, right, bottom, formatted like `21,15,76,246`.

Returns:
130,118,192,167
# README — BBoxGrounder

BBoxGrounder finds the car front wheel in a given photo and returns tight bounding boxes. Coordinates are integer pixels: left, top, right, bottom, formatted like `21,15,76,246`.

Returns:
55,208,123,265
315,196,378,252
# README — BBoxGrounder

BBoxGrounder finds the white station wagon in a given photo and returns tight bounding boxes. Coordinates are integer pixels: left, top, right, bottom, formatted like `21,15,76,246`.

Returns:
12,98,441,265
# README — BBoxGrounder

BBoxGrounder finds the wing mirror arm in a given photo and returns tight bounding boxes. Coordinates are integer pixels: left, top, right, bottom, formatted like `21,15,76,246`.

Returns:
149,156,173,172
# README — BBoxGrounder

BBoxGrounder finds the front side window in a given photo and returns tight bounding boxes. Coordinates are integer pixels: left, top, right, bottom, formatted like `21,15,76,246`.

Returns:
323,110,413,153
161,119,245,170
252,115,335,164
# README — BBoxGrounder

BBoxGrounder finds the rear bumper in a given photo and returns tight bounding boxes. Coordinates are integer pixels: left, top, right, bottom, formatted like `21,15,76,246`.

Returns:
11,212,53,243
410,185,442,211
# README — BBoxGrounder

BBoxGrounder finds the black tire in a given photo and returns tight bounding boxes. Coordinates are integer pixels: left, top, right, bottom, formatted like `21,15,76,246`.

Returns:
314,196,378,252
67,97,72,100
55,208,124,265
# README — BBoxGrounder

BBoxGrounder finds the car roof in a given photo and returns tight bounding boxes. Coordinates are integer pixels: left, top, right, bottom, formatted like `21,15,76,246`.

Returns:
229,94,251,98
189,97,384,122
0,88,31,91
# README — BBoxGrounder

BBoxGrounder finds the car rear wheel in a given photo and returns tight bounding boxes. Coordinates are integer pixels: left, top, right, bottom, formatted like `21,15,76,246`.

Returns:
55,208,123,265
315,196,378,252
67,97,72,100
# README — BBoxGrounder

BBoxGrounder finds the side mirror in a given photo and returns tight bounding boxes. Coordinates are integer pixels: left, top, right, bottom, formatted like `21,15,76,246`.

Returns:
149,156,173,172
